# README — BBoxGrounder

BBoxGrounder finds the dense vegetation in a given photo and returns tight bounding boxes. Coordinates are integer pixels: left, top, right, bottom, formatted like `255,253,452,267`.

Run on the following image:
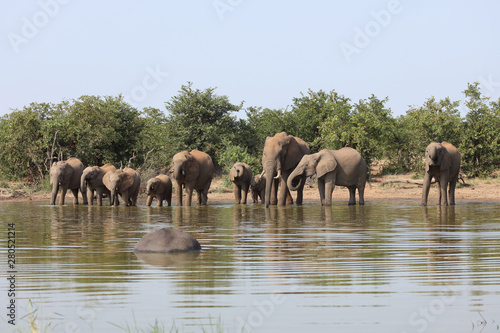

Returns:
0,82,498,185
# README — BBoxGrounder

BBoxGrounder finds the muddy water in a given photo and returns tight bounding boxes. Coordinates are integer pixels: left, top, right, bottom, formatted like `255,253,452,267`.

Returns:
1,201,500,332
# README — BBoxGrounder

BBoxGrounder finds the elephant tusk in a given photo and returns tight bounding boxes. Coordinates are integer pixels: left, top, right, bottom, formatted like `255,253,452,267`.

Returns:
274,169,281,179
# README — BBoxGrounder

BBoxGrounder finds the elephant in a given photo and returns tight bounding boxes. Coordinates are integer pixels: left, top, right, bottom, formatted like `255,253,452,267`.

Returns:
230,162,253,204
134,228,201,253
287,148,368,206
422,141,461,206
80,163,116,206
169,149,215,206
250,173,266,204
50,157,87,205
103,167,141,206
146,174,172,207
261,132,310,207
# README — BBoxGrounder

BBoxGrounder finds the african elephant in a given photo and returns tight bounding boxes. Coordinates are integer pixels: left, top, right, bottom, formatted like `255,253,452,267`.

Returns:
262,132,310,207
230,162,253,204
146,174,172,207
80,163,116,206
170,150,215,206
50,157,86,205
422,141,461,206
250,173,266,204
103,167,141,206
287,148,368,206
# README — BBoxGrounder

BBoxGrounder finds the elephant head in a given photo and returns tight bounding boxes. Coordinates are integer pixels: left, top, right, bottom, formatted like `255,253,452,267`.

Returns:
261,132,309,207
103,168,140,206
425,142,450,172
230,162,251,183
170,151,199,185
287,150,337,191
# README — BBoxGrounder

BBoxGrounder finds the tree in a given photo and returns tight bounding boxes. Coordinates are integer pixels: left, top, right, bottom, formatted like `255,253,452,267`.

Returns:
165,83,242,166
460,82,500,176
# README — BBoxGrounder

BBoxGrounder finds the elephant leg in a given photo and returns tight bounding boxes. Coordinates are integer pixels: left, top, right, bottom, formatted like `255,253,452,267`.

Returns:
167,191,172,207
122,192,130,207
233,183,241,204
270,178,278,205
318,178,326,205
185,188,193,206
146,195,153,207
71,188,79,205
449,177,458,205
439,176,449,206
96,189,103,206
348,187,356,205
81,187,88,205
325,181,335,206
176,184,183,206
60,187,67,205
87,188,94,206
358,185,365,205
295,177,303,205
242,185,249,204
421,173,432,206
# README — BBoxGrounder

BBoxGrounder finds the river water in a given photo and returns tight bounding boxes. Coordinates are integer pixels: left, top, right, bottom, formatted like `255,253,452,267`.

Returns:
1,200,500,332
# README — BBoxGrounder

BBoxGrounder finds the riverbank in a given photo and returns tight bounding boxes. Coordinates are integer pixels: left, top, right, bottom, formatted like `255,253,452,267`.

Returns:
1,174,499,204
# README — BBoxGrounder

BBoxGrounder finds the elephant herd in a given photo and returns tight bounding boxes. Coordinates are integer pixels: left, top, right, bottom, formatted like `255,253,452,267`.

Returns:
49,132,462,208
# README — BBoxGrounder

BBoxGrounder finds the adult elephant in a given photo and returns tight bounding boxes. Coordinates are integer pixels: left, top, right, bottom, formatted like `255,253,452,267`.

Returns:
146,174,173,207
80,163,116,206
250,173,266,204
50,158,86,205
170,150,214,206
103,167,141,206
230,162,253,204
422,141,461,206
287,148,368,206
262,132,310,207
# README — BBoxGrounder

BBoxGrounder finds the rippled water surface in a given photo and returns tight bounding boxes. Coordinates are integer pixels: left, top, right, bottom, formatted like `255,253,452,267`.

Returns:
1,200,500,332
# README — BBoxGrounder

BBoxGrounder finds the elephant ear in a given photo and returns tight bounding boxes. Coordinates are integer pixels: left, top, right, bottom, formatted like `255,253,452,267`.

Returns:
317,151,337,179
102,171,112,190
229,166,236,182
282,136,298,170
185,155,199,183
440,149,451,171
120,172,134,192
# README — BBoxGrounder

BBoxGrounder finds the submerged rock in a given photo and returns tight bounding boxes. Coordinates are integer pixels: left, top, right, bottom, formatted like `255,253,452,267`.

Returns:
134,228,201,253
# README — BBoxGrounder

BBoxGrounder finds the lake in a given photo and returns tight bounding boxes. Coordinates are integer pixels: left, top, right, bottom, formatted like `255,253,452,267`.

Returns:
1,200,500,332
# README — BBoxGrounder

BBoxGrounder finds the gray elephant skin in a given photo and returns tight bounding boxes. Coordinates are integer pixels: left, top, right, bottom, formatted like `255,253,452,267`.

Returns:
287,148,368,206
146,174,172,207
250,173,266,204
81,163,116,206
230,162,253,204
422,141,461,206
103,167,141,206
134,228,201,253
261,132,310,207
170,149,214,206
50,157,86,205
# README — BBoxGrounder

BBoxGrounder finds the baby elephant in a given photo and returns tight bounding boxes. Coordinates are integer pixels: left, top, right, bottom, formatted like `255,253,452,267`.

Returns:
250,173,266,204
146,174,173,207
230,162,253,204
287,148,368,206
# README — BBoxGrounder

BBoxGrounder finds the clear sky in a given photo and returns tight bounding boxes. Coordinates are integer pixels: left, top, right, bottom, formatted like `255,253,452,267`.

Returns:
1,0,499,119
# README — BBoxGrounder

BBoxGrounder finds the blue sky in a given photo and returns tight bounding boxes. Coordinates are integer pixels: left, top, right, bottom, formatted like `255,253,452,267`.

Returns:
1,0,499,119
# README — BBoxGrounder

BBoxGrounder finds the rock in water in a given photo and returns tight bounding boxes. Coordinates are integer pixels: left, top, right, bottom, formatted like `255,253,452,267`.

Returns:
134,228,201,253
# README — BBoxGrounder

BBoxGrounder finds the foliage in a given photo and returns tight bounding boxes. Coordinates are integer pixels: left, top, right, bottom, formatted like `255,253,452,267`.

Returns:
1,82,499,184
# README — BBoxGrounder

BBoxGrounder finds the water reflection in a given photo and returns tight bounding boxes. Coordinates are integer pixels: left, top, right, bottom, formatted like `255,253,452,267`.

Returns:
1,201,499,332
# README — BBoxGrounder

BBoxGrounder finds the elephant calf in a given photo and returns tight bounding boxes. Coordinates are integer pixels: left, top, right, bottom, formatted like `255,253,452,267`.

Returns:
230,162,253,204
250,173,266,204
146,174,173,207
287,148,368,206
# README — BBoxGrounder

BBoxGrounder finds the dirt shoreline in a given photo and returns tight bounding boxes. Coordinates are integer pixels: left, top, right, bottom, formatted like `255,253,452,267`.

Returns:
2,175,499,204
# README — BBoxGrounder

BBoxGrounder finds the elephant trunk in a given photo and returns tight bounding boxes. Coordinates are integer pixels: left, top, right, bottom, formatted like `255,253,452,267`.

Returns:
287,168,304,191
110,189,119,206
264,164,277,208
51,181,59,205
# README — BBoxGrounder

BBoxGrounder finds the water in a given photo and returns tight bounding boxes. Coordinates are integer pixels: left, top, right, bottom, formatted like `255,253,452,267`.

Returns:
1,200,500,332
